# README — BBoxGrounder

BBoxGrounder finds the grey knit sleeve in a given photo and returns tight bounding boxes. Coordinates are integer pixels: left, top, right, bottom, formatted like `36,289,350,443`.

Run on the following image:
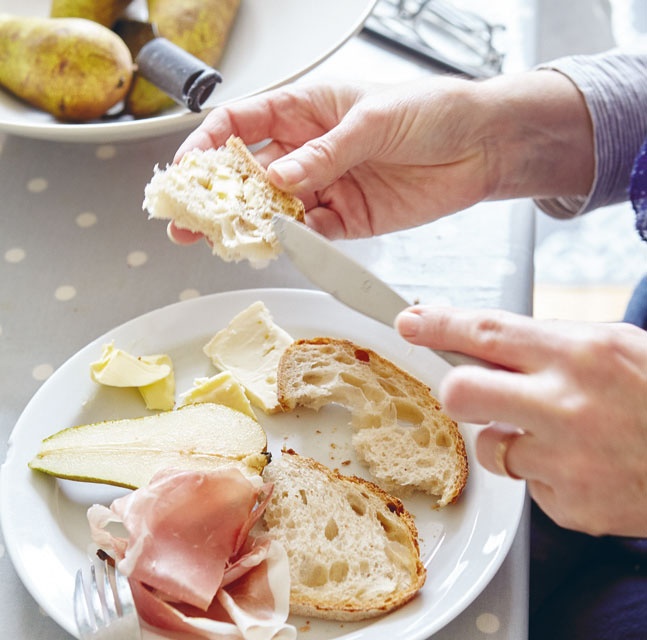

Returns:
533,51,647,219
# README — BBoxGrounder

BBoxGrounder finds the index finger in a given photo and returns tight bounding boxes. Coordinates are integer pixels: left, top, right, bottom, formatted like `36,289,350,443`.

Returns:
174,92,279,161
395,306,560,372
174,84,330,162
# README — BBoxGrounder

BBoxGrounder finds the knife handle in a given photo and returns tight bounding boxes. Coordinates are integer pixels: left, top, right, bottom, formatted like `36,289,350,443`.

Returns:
137,38,223,112
434,349,499,370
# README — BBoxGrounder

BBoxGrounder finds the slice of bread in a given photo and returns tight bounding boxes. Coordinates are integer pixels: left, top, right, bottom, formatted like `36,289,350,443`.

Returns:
277,337,468,508
261,449,426,621
143,136,305,265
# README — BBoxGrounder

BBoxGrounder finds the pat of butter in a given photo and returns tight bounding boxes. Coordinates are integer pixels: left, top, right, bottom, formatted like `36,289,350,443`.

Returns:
137,354,175,411
178,371,257,419
212,166,244,199
202,301,293,413
90,344,175,411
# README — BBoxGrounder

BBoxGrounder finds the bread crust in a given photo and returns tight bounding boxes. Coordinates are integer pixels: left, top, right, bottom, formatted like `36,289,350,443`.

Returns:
224,136,305,224
262,449,426,621
277,337,468,507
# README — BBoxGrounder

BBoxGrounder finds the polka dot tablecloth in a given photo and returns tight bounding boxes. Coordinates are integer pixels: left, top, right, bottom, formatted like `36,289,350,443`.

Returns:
0,40,533,640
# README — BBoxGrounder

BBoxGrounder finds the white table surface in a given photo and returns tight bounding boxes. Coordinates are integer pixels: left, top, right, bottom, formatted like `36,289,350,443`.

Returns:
0,4,536,638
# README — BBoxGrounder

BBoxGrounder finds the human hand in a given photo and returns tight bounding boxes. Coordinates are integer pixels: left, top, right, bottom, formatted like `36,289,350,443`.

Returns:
170,70,593,242
396,306,647,537
170,77,491,242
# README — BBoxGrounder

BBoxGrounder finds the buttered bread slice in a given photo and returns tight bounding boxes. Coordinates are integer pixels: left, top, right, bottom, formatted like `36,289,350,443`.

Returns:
143,136,305,265
277,337,468,507
261,450,426,621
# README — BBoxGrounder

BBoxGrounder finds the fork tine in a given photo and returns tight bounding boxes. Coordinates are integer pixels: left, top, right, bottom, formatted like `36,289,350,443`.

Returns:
111,562,142,639
73,569,93,639
112,563,138,620
74,557,141,639
88,563,108,629
102,562,119,623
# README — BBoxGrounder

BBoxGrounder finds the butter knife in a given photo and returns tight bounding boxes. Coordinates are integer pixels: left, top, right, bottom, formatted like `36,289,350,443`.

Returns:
272,214,493,369
114,19,222,113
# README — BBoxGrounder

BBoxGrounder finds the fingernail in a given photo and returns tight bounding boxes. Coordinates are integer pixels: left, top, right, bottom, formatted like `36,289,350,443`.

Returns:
269,158,307,188
166,222,180,245
395,311,422,338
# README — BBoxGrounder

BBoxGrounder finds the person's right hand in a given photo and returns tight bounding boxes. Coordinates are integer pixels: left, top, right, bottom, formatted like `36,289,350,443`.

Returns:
169,71,593,242
396,306,647,537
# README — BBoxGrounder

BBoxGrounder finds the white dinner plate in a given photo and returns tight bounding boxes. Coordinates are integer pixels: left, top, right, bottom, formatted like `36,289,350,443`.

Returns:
1,288,525,640
0,0,376,143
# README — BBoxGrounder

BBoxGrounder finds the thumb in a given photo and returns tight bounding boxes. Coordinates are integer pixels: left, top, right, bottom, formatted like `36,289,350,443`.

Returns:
267,121,372,193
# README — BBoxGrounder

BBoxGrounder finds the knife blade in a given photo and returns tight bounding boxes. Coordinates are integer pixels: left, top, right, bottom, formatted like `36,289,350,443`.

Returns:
272,214,493,369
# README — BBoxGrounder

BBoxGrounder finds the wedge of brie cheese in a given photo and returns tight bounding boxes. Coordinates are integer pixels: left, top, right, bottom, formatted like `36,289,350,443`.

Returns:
203,301,293,413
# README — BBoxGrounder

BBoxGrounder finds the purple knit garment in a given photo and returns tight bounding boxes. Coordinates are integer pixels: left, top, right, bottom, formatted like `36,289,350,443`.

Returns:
630,137,647,242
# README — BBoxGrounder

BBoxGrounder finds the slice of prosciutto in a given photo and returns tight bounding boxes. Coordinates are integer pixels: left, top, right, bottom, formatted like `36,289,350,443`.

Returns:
87,467,295,640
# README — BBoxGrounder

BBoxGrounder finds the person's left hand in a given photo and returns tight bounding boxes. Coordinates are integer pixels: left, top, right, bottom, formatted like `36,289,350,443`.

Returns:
167,77,496,244
167,70,593,245
396,306,647,537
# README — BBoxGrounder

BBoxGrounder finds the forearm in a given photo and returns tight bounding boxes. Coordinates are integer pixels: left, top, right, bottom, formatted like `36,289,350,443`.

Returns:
535,51,647,217
474,69,595,203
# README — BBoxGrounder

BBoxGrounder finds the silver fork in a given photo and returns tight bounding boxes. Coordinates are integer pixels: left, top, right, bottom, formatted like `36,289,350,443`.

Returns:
73,556,142,640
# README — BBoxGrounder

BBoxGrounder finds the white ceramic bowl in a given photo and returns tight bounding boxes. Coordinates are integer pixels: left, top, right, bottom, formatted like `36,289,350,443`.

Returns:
0,0,376,142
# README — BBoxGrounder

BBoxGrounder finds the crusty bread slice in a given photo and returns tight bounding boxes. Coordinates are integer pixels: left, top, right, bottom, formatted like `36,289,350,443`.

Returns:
277,337,468,508
261,450,426,621
143,136,305,265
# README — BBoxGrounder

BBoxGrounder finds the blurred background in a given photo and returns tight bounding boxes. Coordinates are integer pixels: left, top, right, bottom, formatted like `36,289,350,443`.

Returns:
355,0,647,323
532,0,647,322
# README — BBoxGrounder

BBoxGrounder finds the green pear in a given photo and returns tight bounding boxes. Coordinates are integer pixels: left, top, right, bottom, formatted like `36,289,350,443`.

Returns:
29,403,269,489
125,0,240,118
50,0,134,28
0,15,133,122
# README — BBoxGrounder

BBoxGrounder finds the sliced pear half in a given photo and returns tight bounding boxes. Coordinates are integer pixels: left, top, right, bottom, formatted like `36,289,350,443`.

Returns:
29,403,268,489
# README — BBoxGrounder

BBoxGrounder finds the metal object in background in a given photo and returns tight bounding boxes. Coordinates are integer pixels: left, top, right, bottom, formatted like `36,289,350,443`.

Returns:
115,19,222,113
363,0,505,77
